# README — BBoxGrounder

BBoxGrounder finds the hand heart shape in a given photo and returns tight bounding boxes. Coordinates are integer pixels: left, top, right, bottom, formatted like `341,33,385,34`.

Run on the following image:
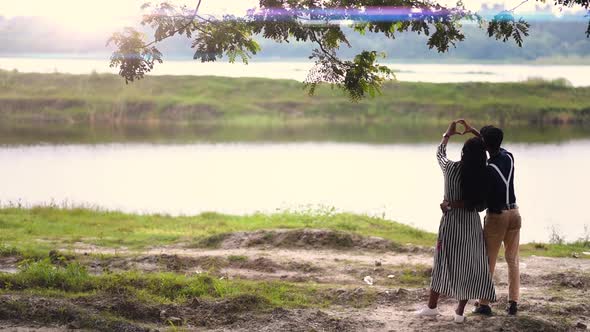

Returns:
456,122,468,135
455,119,470,135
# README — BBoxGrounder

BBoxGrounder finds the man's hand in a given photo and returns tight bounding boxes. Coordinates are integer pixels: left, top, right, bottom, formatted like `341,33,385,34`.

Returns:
440,200,450,214
456,119,480,137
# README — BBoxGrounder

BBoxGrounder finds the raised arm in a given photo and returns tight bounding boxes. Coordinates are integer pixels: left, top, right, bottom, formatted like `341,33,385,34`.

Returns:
437,120,462,171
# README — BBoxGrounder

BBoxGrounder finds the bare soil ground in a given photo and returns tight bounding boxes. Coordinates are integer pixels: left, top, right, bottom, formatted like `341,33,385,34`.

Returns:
1,229,589,331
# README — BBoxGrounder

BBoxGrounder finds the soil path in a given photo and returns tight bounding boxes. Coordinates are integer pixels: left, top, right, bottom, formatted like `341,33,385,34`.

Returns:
2,242,589,331
67,245,590,331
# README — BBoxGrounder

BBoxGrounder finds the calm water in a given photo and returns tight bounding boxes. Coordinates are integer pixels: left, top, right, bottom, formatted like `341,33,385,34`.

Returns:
0,137,589,243
2,57,590,86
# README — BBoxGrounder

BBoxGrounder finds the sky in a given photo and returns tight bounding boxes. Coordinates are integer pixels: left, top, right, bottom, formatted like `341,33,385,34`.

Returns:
0,0,257,32
0,0,580,33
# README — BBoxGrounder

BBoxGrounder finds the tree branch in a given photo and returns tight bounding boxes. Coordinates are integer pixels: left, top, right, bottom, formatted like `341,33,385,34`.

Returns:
143,0,203,48
508,0,530,12
309,30,343,65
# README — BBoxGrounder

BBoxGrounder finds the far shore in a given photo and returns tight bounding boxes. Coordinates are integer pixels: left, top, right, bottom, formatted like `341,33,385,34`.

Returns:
1,70,590,126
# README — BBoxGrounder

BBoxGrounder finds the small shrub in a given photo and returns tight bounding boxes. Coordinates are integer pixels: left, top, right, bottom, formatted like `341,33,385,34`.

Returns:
192,233,229,248
576,225,590,247
335,221,359,231
534,243,547,250
549,226,565,245
5,259,92,292
228,255,248,262
0,243,20,257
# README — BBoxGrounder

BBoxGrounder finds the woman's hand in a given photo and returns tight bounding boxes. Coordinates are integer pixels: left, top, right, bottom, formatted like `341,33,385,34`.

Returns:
455,119,481,137
440,200,450,214
444,121,462,137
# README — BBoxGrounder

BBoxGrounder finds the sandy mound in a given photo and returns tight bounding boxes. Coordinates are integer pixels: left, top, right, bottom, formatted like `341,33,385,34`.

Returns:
194,229,410,251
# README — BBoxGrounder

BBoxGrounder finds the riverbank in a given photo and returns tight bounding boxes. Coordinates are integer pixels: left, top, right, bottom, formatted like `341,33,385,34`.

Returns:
0,207,587,260
1,70,590,125
1,208,589,331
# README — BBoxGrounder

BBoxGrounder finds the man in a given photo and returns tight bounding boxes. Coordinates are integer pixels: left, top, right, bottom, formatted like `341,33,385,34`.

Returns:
474,123,522,316
441,121,521,316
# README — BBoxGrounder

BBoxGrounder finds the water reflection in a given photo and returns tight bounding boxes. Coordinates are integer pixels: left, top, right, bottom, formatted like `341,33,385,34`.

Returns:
0,122,589,145
0,141,588,243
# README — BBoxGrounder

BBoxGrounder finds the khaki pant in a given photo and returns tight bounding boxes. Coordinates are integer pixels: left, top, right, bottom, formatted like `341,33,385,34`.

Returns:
480,209,522,305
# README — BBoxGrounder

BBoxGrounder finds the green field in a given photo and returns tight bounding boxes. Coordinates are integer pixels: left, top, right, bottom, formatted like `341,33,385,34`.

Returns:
0,207,435,255
0,207,587,259
1,70,589,125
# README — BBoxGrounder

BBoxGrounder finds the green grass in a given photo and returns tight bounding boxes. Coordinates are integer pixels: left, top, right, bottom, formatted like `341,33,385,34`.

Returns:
0,207,436,254
0,243,21,257
1,70,589,125
520,241,590,258
396,264,432,287
0,207,587,258
227,255,248,262
0,260,366,331
0,259,351,308
0,207,590,261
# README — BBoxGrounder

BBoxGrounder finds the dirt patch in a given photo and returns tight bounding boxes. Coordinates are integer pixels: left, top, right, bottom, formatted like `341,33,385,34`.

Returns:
76,292,161,322
196,229,405,251
536,271,590,288
231,257,282,273
3,250,590,331
0,256,21,274
0,294,149,332
0,324,67,332
0,292,368,331
205,307,377,332
82,253,315,276
286,261,323,273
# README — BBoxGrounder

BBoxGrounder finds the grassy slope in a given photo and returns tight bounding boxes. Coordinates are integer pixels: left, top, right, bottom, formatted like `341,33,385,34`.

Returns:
1,70,589,124
0,207,587,259
0,207,435,253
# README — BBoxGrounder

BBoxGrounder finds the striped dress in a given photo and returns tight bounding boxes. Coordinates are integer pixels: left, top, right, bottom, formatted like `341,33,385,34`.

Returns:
430,143,496,301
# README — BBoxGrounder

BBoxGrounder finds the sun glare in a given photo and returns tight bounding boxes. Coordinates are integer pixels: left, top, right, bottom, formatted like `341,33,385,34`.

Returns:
0,0,262,33
1,1,141,33
1,0,561,33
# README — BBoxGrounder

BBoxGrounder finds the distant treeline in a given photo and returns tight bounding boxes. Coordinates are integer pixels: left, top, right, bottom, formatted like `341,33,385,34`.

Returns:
250,22,590,63
1,70,589,125
0,16,589,62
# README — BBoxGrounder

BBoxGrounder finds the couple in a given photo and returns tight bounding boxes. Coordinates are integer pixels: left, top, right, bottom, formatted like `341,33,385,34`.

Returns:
416,119,522,323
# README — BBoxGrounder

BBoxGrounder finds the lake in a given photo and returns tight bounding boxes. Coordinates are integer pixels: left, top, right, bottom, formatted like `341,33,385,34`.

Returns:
1,57,589,243
0,122,589,244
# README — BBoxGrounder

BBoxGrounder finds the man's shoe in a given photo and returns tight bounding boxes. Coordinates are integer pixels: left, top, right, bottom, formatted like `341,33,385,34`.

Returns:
507,301,518,315
472,302,493,316
415,306,440,317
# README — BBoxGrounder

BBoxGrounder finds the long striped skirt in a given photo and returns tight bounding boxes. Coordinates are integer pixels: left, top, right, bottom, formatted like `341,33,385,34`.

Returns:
430,209,497,301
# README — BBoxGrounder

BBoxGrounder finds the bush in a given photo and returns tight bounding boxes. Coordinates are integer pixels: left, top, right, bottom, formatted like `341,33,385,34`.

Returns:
0,243,20,257
0,259,93,292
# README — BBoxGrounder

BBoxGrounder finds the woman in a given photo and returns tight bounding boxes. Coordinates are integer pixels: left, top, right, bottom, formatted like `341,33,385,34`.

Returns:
416,119,496,323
